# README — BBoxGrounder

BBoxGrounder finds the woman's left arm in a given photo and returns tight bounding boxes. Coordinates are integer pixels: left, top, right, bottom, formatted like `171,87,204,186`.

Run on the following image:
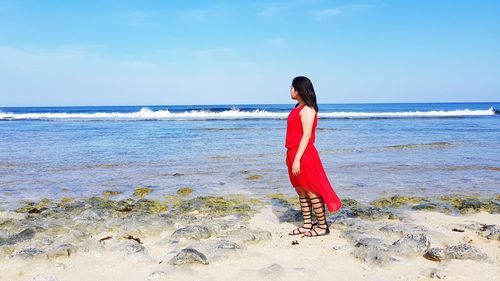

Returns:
292,107,315,176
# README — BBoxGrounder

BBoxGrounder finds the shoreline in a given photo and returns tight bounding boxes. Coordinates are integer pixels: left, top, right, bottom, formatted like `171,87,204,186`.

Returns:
1,192,499,281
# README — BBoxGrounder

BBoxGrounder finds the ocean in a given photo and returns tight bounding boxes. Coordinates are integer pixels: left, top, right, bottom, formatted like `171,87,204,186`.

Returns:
0,102,499,211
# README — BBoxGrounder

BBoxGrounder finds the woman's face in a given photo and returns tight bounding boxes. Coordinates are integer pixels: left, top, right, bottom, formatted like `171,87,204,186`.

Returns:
290,85,299,100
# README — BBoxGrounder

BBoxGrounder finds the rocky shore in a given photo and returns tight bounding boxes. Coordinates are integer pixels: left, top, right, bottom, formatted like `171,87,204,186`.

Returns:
1,190,499,281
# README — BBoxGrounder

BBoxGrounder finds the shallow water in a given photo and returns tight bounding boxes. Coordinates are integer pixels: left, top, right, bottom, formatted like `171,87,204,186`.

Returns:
0,103,499,210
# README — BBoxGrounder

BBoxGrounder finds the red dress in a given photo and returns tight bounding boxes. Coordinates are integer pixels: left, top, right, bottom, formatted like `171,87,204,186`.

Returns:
285,104,342,213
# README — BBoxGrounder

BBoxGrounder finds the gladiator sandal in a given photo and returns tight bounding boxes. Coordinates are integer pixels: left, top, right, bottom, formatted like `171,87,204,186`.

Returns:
303,196,330,237
289,196,315,235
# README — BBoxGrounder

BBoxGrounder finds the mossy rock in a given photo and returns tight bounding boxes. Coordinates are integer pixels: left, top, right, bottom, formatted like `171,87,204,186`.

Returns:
370,195,429,208
15,198,54,213
227,194,263,206
246,175,262,180
266,193,299,208
102,190,122,198
86,196,116,209
411,202,439,211
165,195,183,209
472,199,499,214
114,199,135,212
349,206,401,220
437,195,499,214
135,199,168,213
340,198,362,208
176,187,193,197
133,187,153,199
173,196,257,217
59,197,74,204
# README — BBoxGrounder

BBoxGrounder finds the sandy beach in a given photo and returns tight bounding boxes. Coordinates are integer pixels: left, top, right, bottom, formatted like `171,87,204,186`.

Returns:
1,193,499,281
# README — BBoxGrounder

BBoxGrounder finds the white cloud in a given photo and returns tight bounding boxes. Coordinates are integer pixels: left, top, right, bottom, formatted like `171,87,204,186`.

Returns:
320,8,343,16
178,9,211,21
117,10,162,28
313,3,372,19
258,4,283,17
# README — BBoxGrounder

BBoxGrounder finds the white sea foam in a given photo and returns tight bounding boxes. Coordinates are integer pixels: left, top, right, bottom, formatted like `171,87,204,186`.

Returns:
0,107,496,120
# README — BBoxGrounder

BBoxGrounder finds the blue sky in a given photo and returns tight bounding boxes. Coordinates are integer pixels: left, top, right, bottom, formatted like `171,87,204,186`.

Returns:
0,0,499,106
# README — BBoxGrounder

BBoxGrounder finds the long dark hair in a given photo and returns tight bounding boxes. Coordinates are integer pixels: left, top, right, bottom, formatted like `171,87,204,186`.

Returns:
292,76,319,112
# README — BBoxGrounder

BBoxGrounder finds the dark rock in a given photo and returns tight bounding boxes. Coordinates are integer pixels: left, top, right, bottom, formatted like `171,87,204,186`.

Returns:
477,224,500,241
226,227,272,243
411,203,439,211
171,225,213,240
444,243,488,261
114,200,134,212
379,224,405,235
59,200,86,211
390,232,431,257
125,242,145,254
339,198,362,208
74,209,101,223
0,227,35,246
424,247,446,261
47,243,77,258
355,237,387,249
438,195,500,214
350,206,400,220
216,240,241,250
352,236,395,265
278,208,302,223
168,247,209,265
15,247,44,258
370,195,428,208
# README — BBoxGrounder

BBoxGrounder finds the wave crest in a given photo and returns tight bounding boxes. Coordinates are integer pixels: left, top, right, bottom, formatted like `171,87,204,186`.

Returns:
0,107,496,120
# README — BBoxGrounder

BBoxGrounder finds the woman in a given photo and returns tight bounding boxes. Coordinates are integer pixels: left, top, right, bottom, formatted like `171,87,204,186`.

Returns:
285,76,342,237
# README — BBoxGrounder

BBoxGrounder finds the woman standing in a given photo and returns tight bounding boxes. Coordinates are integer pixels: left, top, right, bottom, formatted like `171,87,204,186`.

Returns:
286,76,342,237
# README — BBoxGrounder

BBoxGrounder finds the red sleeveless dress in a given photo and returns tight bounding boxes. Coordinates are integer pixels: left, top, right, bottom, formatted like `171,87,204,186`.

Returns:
285,104,342,213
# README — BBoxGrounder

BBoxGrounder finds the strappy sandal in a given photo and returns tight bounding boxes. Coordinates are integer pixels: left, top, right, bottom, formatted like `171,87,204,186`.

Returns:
303,196,331,237
303,224,330,237
289,197,315,235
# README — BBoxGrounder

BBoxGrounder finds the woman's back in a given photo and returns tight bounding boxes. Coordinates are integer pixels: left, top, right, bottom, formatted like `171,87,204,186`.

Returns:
285,104,317,149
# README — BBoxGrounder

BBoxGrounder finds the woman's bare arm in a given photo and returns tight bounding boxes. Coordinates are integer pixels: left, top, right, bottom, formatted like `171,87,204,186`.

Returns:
292,106,315,175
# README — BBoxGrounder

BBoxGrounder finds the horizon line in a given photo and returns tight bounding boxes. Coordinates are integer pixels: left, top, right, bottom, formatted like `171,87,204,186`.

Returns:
1,101,500,109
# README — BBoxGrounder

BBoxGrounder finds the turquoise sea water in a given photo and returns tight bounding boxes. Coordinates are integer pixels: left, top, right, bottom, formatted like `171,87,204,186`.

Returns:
0,102,499,210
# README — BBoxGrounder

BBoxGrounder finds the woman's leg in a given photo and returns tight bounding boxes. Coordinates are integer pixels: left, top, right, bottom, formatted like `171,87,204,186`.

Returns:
288,186,314,235
303,191,330,237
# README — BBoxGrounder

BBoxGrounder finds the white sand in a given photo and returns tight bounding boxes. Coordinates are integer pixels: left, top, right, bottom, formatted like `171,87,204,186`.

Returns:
1,207,499,281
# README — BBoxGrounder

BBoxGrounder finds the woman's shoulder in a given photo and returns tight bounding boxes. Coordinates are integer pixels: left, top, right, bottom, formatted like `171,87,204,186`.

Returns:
299,105,317,116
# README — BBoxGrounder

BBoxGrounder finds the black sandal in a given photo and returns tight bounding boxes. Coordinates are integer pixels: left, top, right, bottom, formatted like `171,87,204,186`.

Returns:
303,196,330,237
289,197,315,235
303,224,330,237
